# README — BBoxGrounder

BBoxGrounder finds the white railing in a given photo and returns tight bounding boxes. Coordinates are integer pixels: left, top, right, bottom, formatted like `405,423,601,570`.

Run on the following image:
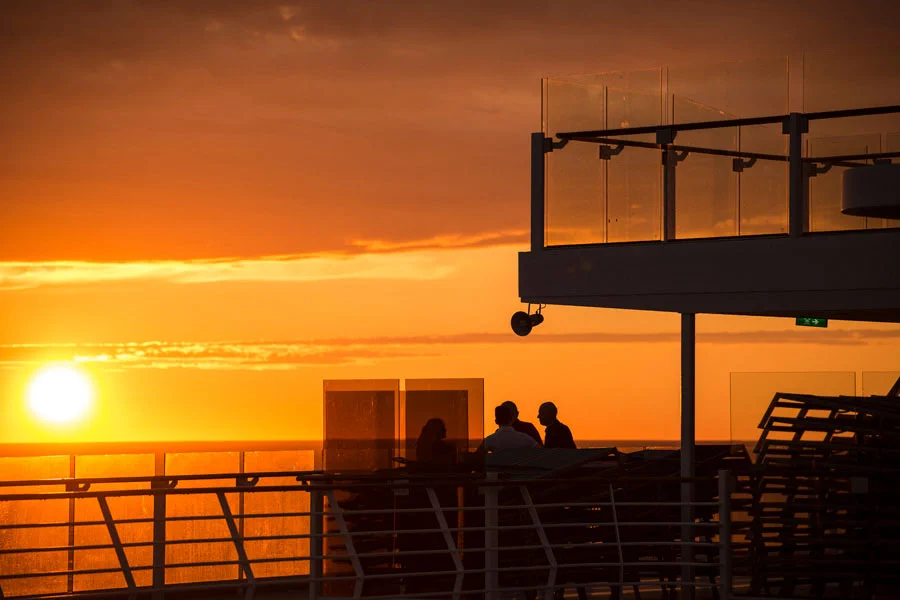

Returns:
0,469,734,599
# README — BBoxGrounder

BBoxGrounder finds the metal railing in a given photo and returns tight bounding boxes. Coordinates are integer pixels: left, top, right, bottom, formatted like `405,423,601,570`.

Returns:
0,468,735,599
532,104,900,250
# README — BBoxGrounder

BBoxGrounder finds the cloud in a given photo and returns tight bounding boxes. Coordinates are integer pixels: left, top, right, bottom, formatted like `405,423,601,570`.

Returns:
349,229,527,252
0,251,456,291
1,327,895,370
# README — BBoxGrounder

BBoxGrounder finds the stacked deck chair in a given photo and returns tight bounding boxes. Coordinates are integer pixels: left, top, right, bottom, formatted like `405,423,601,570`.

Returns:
737,377,900,599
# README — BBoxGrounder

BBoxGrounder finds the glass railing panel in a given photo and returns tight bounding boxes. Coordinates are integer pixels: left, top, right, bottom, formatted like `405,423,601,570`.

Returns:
405,378,484,458
668,58,789,239
605,72,665,242
729,371,856,448
323,379,399,472
73,454,155,591
672,97,739,238
243,450,314,578
803,52,900,113
0,455,69,597
165,452,241,585
808,134,880,232
737,124,788,235
543,77,606,245
861,371,900,396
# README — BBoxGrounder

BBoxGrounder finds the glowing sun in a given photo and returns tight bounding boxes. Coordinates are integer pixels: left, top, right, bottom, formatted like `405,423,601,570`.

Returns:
27,365,94,425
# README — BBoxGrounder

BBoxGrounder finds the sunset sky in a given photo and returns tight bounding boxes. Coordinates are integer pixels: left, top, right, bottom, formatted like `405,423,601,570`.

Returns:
2,1,899,445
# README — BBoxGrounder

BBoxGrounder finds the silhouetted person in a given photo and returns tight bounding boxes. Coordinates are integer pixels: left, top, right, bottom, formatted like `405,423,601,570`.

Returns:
501,400,543,446
415,418,457,469
538,402,576,449
482,404,539,452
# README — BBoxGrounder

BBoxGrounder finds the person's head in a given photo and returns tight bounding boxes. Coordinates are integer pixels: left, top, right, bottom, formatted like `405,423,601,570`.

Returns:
500,400,519,420
537,402,558,426
494,404,514,427
420,418,447,441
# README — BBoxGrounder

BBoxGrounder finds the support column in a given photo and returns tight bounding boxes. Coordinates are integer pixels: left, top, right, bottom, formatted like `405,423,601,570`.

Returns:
680,312,696,600
786,113,809,237
531,132,546,252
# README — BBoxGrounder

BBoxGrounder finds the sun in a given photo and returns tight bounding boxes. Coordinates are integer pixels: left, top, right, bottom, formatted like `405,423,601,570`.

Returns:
27,364,94,425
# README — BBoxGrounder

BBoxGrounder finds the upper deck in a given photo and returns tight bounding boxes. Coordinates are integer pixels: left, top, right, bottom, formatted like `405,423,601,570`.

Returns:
519,56,900,322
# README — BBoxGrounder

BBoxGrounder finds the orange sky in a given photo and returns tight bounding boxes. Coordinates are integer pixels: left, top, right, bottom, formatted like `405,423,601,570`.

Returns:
2,2,899,445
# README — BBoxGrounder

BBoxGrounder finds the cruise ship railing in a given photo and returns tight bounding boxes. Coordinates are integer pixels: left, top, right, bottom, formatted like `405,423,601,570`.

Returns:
0,469,735,600
534,104,900,249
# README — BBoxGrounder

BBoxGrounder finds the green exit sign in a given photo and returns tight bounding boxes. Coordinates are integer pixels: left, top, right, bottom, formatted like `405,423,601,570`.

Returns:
796,317,828,328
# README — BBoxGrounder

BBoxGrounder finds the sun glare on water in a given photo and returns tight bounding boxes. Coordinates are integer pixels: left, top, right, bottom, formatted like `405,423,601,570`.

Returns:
27,364,94,425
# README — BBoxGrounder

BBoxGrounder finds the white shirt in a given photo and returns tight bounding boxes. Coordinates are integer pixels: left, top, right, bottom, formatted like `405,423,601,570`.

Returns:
483,426,540,452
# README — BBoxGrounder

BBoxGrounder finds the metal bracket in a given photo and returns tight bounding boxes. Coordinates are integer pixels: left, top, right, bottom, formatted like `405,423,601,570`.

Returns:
599,143,625,160
65,481,90,492
150,478,178,490
805,162,833,178
732,157,758,172
236,476,259,488
662,149,690,165
542,137,569,153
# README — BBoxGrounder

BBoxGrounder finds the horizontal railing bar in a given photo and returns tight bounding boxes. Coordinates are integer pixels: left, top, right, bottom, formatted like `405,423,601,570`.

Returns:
558,114,787,138
806,150,900,164
805,104,900,121
555,104,900,140
573,136,789,163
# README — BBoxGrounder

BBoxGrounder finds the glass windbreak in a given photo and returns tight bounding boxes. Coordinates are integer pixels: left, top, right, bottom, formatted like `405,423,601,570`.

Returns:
729,371,856,446
808,134,880,232
668,58,789,238
74,454,155,591
544,69,665,245
543,77,606,245
243,450,314,578
861,371,900,396
0,455,70,597
165,452,241,585
603,69,666,243
404,378,484,460
322,379,398,472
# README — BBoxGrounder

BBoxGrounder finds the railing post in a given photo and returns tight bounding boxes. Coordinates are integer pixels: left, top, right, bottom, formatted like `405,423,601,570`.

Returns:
785,112,809,237
680,312,696,600
718,470,733,600
663,145,677,240
67,454,75,595
531,132,547,252
152,453,167,600
483,472,499,600
309,490,324,600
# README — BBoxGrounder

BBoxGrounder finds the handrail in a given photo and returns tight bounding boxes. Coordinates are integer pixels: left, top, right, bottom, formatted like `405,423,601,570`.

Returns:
555,104,900,140
0,469,734,600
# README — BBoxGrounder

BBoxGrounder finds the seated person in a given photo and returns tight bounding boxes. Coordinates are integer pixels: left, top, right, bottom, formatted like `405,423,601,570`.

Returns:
482,404,540,452
538,402,577,449
501,400,543,446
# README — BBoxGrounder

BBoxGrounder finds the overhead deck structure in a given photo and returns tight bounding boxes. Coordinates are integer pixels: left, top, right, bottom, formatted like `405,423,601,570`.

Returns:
517,55,900,596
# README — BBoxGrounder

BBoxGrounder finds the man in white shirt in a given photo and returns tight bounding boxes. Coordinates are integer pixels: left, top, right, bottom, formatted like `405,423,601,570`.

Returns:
482,404,540,452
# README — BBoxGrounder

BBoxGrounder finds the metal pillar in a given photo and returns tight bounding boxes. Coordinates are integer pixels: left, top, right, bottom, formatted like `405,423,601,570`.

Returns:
531,132,546,252
680,312,696,599
786,113,809,237
152,453,166,600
